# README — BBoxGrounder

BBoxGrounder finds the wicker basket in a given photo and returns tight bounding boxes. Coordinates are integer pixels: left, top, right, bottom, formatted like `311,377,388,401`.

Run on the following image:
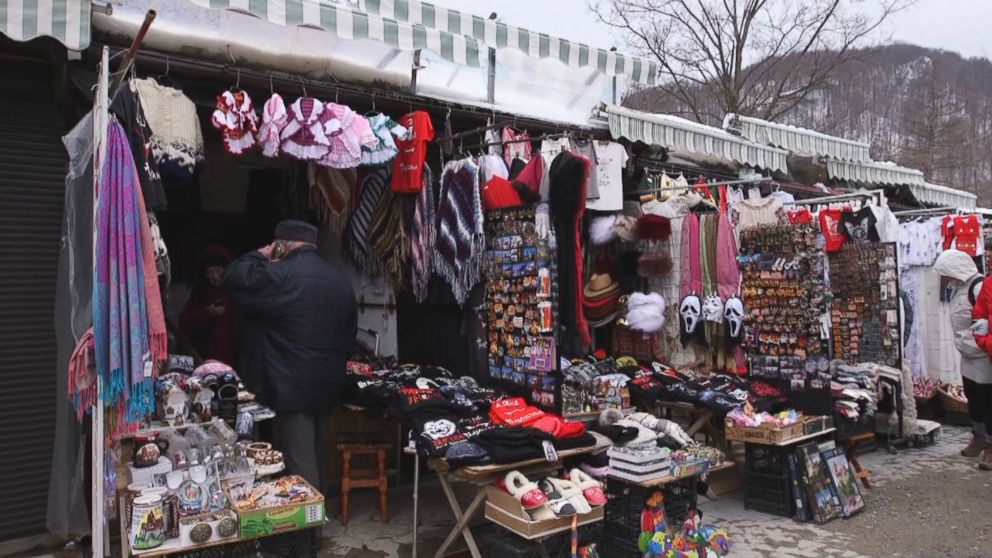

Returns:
938,385,969,414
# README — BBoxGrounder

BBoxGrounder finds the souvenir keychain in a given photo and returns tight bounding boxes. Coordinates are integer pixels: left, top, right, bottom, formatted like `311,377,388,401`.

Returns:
538,301,553,332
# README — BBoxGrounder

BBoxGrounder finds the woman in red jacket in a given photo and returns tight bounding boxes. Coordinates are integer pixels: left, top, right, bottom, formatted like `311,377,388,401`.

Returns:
967,256,992,469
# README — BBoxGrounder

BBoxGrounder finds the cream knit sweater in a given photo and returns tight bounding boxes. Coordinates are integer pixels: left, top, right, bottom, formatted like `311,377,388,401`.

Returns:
132,78,204,172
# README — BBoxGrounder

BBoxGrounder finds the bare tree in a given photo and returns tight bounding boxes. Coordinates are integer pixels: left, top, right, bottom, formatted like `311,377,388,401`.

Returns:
590,0,915,125
901,60,968,179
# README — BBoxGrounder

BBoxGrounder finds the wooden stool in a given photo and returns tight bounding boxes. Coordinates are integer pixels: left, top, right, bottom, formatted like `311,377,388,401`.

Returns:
843,432,875,490
337,439,390,526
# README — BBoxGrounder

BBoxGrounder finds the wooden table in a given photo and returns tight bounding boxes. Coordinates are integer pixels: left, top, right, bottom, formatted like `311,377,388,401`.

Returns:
843,432,875,490
424,432,611,558
650,401,722,448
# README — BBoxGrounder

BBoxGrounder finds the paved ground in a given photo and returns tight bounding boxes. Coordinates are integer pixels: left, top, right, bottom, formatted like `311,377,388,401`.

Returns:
320,425,992,558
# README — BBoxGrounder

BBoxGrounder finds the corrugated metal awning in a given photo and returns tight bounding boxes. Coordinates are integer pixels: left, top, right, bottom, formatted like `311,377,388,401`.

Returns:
187,0,658,84
604,105,789,173
908,182,977,210
724,113,870,163
826,159,926,186
0,0,90,50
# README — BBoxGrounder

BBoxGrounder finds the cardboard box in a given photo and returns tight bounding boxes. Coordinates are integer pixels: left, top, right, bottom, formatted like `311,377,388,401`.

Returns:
724,418,807,444
484,486,603,539
233,478,326,539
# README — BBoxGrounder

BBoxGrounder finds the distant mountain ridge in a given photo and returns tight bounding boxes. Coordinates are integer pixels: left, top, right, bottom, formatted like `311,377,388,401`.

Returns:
625,44,992,205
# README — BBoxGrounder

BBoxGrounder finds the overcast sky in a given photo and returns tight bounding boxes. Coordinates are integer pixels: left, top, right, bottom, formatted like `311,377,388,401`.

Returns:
431,0,992,60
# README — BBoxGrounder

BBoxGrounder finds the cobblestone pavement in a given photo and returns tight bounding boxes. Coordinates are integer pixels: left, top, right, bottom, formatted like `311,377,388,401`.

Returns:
322,425,992,557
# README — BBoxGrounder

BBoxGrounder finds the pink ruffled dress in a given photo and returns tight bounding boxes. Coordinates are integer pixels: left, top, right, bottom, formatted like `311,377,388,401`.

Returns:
280,97,331,160
210,89,258,155
318,103,378,169
257,93,288,158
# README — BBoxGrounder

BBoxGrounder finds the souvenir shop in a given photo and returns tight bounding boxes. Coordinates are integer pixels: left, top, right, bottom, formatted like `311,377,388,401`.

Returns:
27,2,984,558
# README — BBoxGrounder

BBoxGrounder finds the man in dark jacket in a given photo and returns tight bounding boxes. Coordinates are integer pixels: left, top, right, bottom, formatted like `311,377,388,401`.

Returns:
222,220,357,494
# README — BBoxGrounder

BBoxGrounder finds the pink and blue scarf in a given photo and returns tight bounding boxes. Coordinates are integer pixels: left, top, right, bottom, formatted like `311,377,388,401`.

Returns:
93,121,157,423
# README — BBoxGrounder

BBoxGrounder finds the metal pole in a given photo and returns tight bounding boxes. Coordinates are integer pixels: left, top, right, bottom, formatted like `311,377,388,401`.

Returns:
486,47,496,104
109,9,157,97
91,46,110,558
410,49,422,94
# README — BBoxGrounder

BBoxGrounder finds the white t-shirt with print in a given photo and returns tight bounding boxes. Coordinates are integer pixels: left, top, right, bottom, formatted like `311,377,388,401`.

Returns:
586,141,628,211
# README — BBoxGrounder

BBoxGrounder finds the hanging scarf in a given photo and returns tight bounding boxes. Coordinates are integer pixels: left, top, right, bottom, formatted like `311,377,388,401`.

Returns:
67,327,96,419
716,211,740,300
548,150,590,353
679,213,701,299
93,121,155,422
435,159,485,305
308,163,356,234
343,167,390,275
411,166,436,302
136,188,168,370
369,188,415,292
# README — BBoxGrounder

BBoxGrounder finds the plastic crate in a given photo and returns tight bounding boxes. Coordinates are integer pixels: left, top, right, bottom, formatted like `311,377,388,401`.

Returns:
160,527,320,558
744,471,794,518
744,443,790,475
479,527,547,558
603,477,699,541
599,532,642,558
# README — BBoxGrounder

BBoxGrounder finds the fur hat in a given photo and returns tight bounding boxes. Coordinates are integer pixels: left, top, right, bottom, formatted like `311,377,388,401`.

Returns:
637,251,674,278
613,215,638,242
590,215,618,245
625,292,667,333
634,214,672,241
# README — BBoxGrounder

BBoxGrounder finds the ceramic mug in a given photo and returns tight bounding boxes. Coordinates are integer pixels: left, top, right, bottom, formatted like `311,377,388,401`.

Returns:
130,495,166,550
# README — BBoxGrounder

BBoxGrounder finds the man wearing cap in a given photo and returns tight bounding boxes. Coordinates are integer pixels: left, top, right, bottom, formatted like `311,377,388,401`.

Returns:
222,220,357,495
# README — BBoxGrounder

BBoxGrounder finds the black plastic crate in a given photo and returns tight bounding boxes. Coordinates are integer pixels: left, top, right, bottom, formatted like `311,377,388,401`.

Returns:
479,527,547,558
744,471,794,517
604,476,698,538
835,413,874,441
599,532,642,558
744,443,791,475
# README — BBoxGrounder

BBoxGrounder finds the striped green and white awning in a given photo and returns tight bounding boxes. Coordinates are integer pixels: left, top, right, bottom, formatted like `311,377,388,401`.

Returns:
356,0,658,84
187,0,658,84
0,0,90,51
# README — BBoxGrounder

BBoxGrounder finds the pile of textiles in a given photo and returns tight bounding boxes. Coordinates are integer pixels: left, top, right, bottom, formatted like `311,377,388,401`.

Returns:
343,362,596,467
561,357,632,416
619,362,755,413
830,361,879,420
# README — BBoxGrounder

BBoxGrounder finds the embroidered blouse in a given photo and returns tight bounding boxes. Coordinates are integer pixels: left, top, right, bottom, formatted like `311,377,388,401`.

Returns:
318,103,378,169
361,113,409,166
258,93,288,158
280,97,331,161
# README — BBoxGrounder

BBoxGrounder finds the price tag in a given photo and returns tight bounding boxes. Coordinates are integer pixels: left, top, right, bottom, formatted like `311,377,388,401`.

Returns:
142,353,153,378
542,440,559,463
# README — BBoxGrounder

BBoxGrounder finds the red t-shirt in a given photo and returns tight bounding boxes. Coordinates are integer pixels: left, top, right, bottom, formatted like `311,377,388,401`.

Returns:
819,208,847,253
391,111,434,193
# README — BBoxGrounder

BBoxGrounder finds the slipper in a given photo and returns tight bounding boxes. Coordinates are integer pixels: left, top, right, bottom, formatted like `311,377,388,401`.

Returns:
538,478,577,517
547,477,592,515
504,471,548,510
568,469,607,507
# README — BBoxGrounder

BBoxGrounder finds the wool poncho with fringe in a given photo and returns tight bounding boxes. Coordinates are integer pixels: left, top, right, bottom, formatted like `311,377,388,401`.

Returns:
435,159,484,305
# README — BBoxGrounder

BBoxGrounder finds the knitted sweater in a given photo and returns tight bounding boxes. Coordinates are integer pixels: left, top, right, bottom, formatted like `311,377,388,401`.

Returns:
132,79,204,173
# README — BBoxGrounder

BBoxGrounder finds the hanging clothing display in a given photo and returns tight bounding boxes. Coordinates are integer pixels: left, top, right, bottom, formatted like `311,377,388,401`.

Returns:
679,213,701,299
730,196,783,233
257,93,288,158
501,126,532,167
110,82,167,211
410,167,436,303
435,159,485,305
131,78,204,178
342,167,390,275
369,187,415,292
318,102,378,169
210,89,259,155
280,97,332,160
586,141,628,212
391,111,434,193
839,206,880,242
308,164,356,233
362,113,408,166
92,120,166,434
567,138,600,201
549,150,591,352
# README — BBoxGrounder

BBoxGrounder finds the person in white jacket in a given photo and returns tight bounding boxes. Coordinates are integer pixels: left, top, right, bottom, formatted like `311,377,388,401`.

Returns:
934,249,992,466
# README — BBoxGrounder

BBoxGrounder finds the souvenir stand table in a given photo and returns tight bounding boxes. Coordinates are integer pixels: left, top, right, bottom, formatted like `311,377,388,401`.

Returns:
740,427,836,517
649,401,723,449
421,432,611,558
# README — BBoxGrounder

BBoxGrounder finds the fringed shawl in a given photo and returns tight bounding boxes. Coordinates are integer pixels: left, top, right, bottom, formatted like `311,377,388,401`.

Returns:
343,167,390,275
410,166,436,302
369,187,415,292
435,159,485,305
